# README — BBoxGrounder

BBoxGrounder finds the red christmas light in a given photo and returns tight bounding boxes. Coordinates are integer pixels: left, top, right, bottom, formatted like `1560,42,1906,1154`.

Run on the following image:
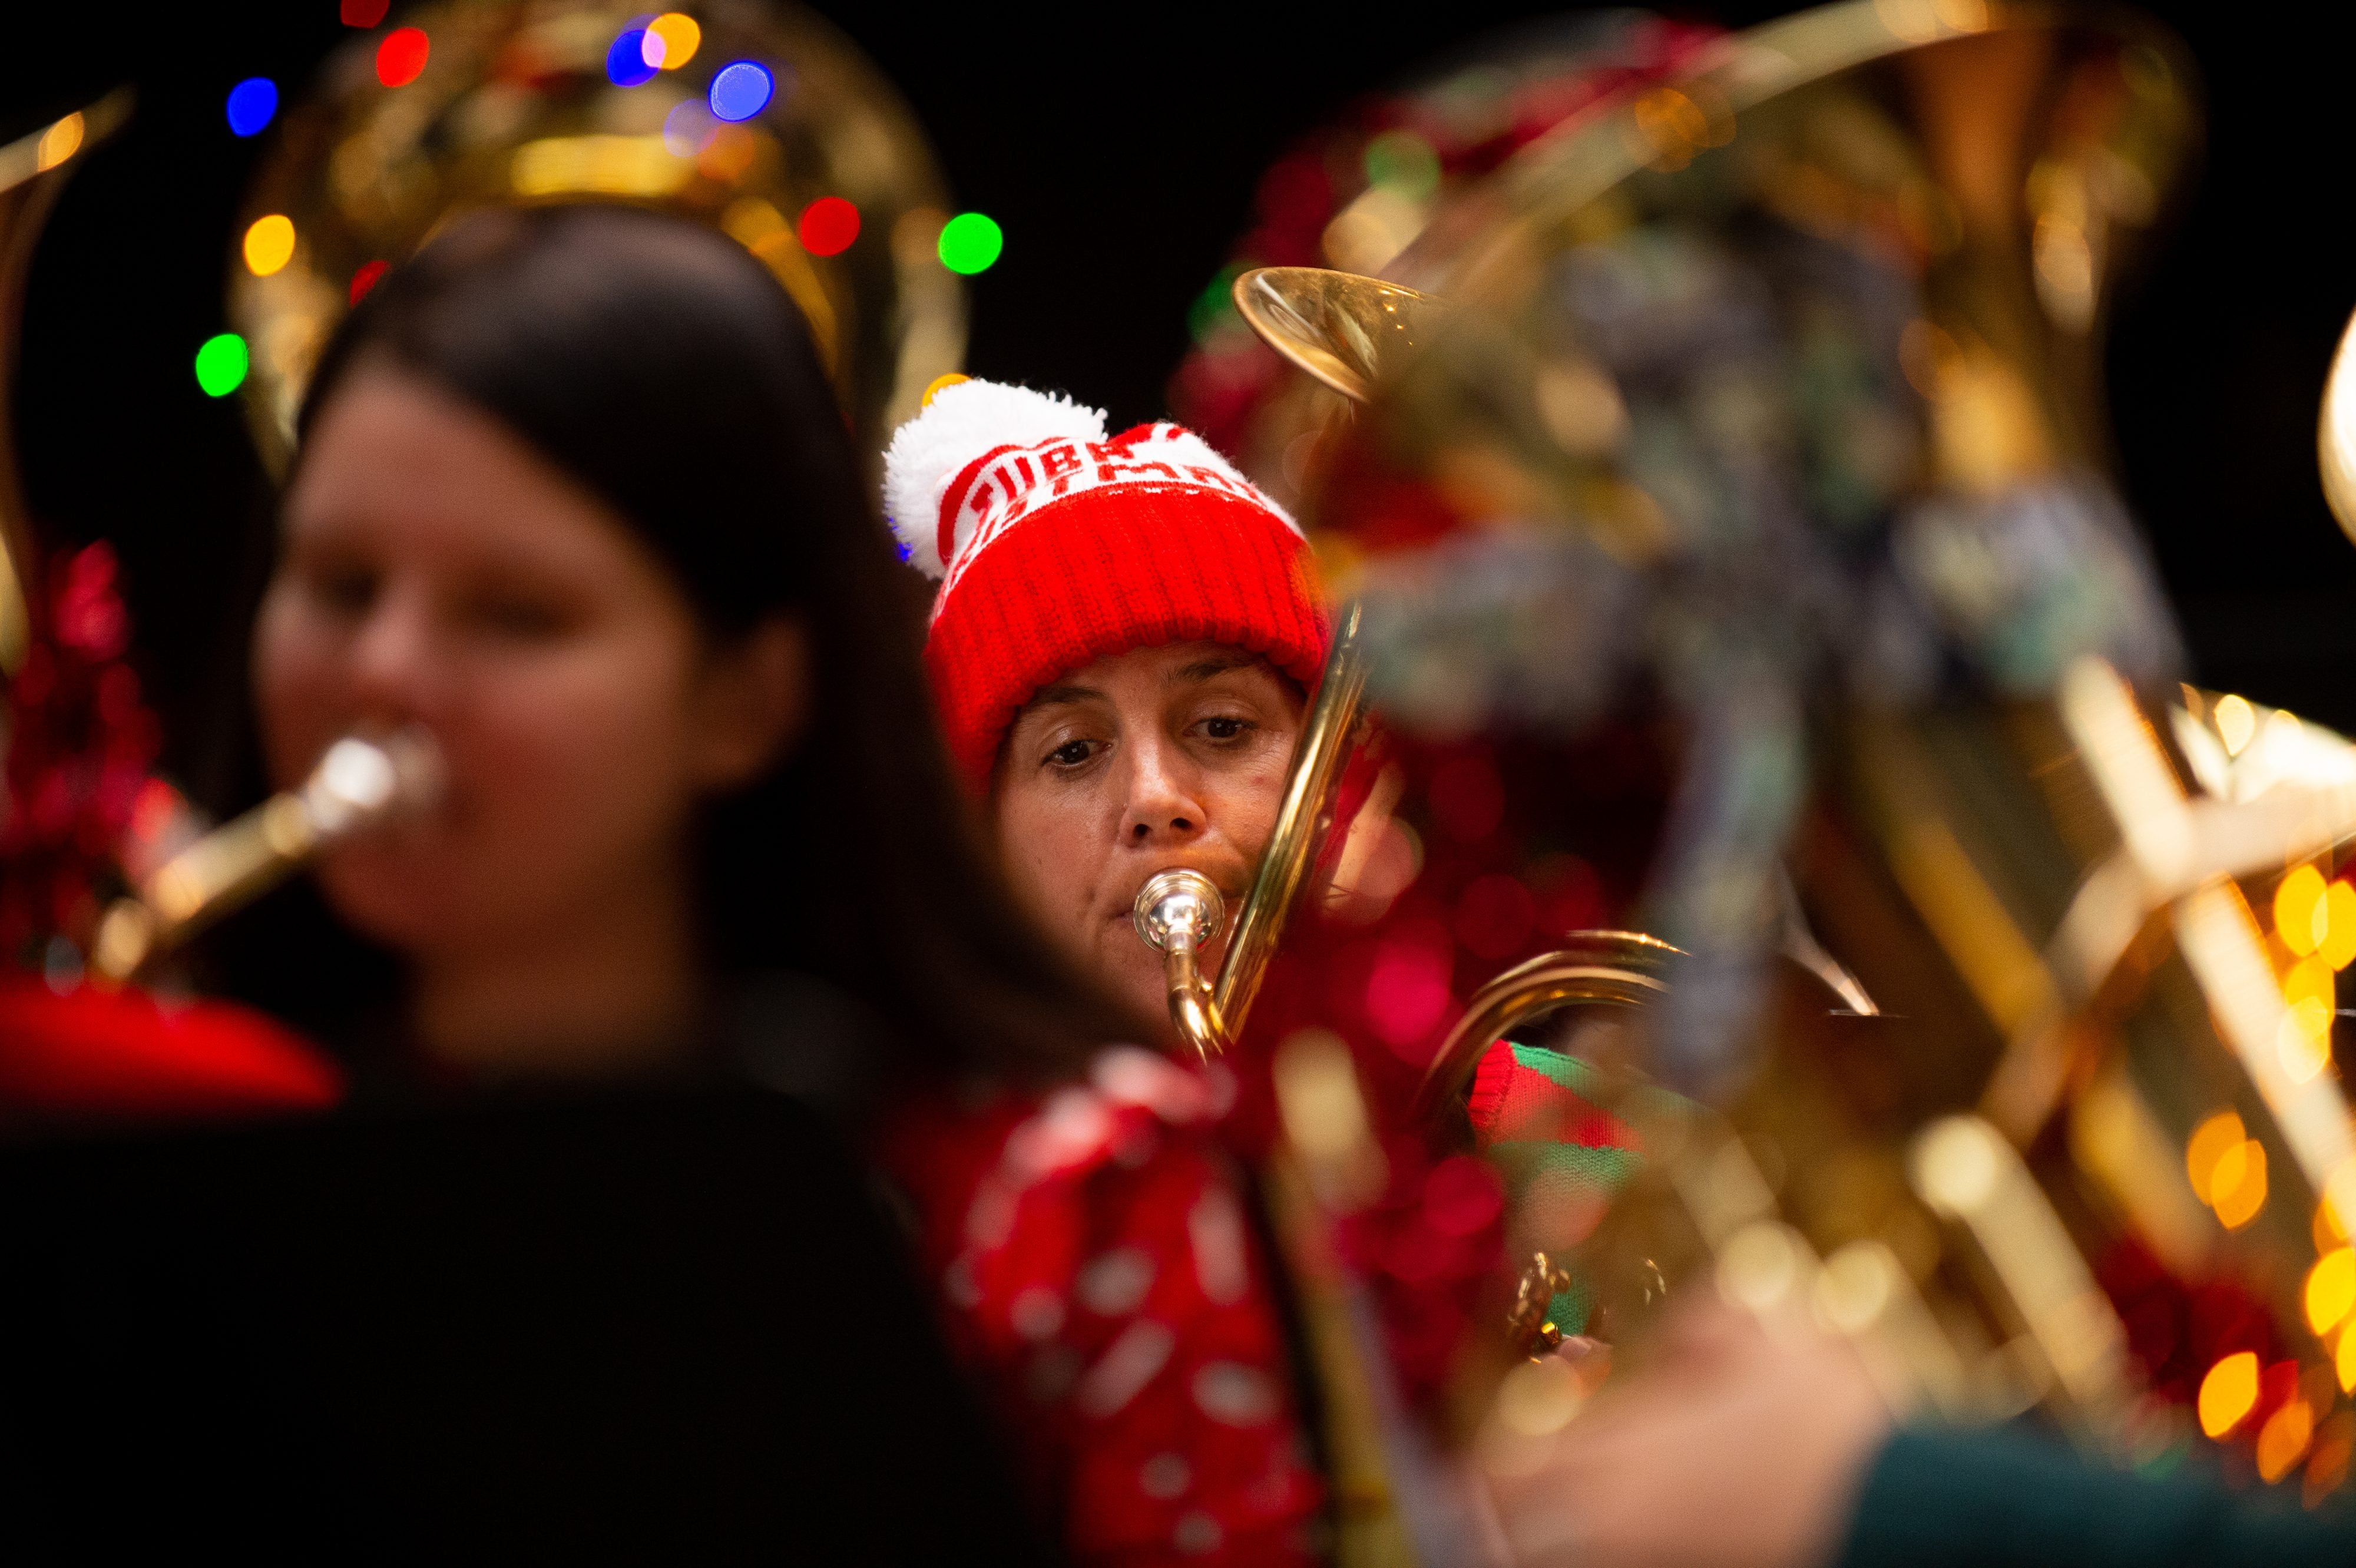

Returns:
376,27,429,88
340,0,391,24
797,197,859,257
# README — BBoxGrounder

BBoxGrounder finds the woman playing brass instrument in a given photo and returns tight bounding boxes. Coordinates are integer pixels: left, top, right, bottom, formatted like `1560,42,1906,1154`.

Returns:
878,379,1332,1562
877,379,1648,1563
224,203,1122,1096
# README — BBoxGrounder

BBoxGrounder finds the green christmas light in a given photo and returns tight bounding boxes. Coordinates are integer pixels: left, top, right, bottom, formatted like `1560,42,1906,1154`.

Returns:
937,212,1003,275
1362,130,1440,201
194,333,249,397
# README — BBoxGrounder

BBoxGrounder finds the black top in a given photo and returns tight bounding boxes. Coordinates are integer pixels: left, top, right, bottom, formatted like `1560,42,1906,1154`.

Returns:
0,1086,1050,1560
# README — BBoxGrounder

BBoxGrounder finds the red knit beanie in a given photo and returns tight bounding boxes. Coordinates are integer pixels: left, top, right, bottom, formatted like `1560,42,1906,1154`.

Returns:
884,380,1329,789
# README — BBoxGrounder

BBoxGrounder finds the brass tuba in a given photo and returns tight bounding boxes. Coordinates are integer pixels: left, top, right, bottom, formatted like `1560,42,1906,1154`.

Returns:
1141,0,2356,1522
229,0,967,471
0,92,133,682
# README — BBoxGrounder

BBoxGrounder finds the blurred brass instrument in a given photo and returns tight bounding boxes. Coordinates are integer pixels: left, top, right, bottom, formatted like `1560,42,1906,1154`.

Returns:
229,0,965,468
0,91,133,680
1140,0,2356,1526
91,730,445,985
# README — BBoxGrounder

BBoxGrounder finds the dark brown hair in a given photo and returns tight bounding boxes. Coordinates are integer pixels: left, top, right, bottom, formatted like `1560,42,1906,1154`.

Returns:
245,203,1132,1086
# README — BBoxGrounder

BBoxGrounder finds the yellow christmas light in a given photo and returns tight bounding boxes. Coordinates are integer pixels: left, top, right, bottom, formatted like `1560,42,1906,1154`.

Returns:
243,213,296,277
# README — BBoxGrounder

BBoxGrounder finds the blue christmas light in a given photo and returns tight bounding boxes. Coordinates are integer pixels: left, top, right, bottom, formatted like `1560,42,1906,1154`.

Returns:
225,78,278,138
707,61,774,123
606,28,658,87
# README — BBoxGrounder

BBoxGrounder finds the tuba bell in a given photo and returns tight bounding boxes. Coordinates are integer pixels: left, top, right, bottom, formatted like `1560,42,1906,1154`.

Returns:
1137,0,2356,1527
229,0,967,471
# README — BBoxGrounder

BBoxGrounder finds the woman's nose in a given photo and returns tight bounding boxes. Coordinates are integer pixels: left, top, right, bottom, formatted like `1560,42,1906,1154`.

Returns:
1120,736,1209,847
346,587,438,724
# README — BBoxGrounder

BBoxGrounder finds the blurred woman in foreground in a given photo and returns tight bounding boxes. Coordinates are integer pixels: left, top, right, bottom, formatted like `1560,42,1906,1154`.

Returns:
239,201,1119,1097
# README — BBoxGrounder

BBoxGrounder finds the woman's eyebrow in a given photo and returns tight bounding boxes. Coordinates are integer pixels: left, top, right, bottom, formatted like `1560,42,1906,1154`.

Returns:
1168,654,1259,686
1019,682,1104,714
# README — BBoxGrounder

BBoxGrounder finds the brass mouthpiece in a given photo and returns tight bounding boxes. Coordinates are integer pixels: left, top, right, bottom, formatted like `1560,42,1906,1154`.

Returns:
1131,869,1228,1060
91,727,445,985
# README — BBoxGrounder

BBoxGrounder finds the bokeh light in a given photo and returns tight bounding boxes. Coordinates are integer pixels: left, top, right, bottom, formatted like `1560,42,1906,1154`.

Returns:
2286,954,2337,1018
2186,1109,2245,1197
194,334,249,398
2259,1398,2317,1481
2325,882,2356,971
662,99,716,157
708,61,775,123
349,259,389,304
607,28,657,87
2341,1326,2356,1394
2280,997,2334,1084
377,27,429,88
2199,1350,2261,1438
2213,1137,2269,1229
645,13,700,69
2307,1249,2356,1334
341,0,390,23
242,214,296,277
1362,128,1441,200
937,211,1003,274
1421,1155,1504,1237
2279,865,2328,957
2216,692,2257,756
798,197,859,256
1365,922,1454,1056
225,78,277,138
696,124,757,182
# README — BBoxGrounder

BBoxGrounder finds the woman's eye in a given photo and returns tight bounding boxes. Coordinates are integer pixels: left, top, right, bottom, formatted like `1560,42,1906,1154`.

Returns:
1045,739,1098,769
1200,716,1251,742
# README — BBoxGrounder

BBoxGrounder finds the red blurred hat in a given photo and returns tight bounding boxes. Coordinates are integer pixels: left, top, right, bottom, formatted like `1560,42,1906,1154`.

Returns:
884,379,1328,789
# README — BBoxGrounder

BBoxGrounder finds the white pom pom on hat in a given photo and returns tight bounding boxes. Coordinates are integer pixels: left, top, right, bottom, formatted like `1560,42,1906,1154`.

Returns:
882,379,1106,579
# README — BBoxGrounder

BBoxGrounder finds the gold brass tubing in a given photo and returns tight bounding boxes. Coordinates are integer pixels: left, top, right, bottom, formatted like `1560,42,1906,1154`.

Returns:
1412,931,1680,1125
1213,601,1371,1036
1134,868,1230,1060
91,795,317,984
1909,1113,2135,1444
1164,930,1226,1064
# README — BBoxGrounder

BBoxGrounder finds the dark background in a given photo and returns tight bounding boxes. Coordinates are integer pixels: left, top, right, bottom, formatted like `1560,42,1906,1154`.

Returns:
4,0,2351,796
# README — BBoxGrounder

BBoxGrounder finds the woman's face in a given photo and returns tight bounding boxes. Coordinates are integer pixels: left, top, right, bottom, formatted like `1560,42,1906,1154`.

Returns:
992,641,1305,1034
256,366,787,960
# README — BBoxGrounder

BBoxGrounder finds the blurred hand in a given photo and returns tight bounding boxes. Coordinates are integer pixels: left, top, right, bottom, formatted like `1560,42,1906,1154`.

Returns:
1485,1300,1892,1568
